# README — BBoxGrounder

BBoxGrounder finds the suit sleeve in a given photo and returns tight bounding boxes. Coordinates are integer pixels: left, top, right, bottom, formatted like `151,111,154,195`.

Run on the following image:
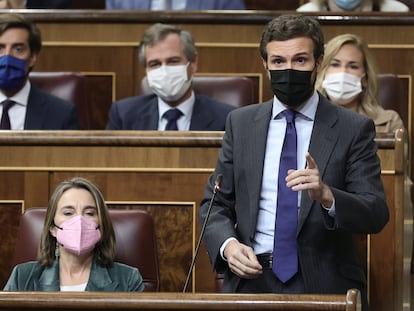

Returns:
199,112,238,272
66,105,81,130
326,117,389,233
106,102,122,130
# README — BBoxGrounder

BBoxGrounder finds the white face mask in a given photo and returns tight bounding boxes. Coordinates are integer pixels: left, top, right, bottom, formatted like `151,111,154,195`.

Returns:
146,63,192,102
322,72,363,105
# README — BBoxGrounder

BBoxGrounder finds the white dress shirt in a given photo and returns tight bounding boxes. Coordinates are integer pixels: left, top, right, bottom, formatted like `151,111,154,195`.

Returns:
157,91,194,131
151,0,186,10
0,80,31,130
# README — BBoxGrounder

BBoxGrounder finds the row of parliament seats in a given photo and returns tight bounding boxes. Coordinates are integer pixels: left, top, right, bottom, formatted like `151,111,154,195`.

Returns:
53,1,306,11
29,71,407,131
41,0,414,10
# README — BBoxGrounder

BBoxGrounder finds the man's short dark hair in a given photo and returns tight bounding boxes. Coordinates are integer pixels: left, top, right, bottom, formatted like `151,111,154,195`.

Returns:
0,13,42,54
260,14,324,62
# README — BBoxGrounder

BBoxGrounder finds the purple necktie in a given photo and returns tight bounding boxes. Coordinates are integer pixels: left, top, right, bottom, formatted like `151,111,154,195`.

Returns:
163,108,183,131
272,109,298,283
0,99,15,130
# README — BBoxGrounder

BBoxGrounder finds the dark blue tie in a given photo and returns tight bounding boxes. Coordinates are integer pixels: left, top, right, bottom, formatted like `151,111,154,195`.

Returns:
163,108,183,130
0,99,15,130
272,109,298,283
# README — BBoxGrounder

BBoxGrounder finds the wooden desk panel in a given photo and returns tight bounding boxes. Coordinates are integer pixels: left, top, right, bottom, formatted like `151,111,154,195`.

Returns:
0,131,409,311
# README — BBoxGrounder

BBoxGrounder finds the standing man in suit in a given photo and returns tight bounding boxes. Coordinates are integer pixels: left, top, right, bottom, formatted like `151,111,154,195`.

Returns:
106,23,235,131
0,14,80,130
199,14,388,311
105,0,245,10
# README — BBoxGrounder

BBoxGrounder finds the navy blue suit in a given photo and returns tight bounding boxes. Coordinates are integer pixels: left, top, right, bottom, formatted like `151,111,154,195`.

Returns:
106,0,245,10
24,86,80,130
106,93,235,130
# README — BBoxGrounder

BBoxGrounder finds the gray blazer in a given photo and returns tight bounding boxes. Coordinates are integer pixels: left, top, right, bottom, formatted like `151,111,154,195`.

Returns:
199,93,389,308
4,259,144,292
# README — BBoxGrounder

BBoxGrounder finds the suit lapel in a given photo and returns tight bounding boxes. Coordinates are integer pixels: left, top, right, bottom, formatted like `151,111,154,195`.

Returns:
298,97,340,233
25,87,46,129
86,261,119,292
190,96,214,130
134,97,159,130
34,261,60,291
247,101,273,231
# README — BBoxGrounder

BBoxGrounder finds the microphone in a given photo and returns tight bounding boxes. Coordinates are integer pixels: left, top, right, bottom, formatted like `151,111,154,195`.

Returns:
182,173,223,293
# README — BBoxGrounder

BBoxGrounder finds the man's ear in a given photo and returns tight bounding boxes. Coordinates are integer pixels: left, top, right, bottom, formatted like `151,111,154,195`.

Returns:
27,52,38,72
262,58,268,71
315,55,324,72
190,54,198,74
262,59,271,80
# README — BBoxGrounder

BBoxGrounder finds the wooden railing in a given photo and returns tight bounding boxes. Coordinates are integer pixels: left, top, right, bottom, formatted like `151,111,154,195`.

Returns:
0,290,361,311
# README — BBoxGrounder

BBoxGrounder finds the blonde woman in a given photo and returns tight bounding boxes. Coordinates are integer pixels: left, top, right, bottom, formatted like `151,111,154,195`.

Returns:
316,33,404,133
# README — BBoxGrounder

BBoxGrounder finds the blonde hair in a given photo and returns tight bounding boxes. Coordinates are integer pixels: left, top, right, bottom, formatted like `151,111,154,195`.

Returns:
315,33,380,119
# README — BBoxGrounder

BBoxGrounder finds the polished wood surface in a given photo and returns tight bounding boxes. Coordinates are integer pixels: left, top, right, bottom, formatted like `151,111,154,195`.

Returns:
0,290,360,311
0,130,410,311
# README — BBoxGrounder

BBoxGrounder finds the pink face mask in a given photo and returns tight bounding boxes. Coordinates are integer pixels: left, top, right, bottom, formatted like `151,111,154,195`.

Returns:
55,215,101,256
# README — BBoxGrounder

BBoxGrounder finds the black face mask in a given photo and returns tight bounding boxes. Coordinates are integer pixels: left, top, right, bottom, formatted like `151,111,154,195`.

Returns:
269,69,315,107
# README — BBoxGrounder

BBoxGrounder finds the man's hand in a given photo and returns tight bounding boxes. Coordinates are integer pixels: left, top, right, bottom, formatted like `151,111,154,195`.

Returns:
286,152,334,207
223,240,262,279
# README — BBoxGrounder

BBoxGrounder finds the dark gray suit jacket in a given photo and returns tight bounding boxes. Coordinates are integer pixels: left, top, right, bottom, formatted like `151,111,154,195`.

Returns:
106,93,235,130
200,94,389,309
25,86,80,130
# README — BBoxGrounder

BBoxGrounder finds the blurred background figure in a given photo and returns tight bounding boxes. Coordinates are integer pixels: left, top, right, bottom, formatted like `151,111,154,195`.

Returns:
106,23,235,131
24,0,72,9
105,0,246,10
25,0,72,8
0,0,24,8
0,13,80,130
315,33,404,133
297,0,409,11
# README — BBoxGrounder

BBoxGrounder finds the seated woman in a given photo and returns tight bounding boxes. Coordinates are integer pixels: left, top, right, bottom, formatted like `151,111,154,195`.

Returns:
315,33,404,133
4,177,144,292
